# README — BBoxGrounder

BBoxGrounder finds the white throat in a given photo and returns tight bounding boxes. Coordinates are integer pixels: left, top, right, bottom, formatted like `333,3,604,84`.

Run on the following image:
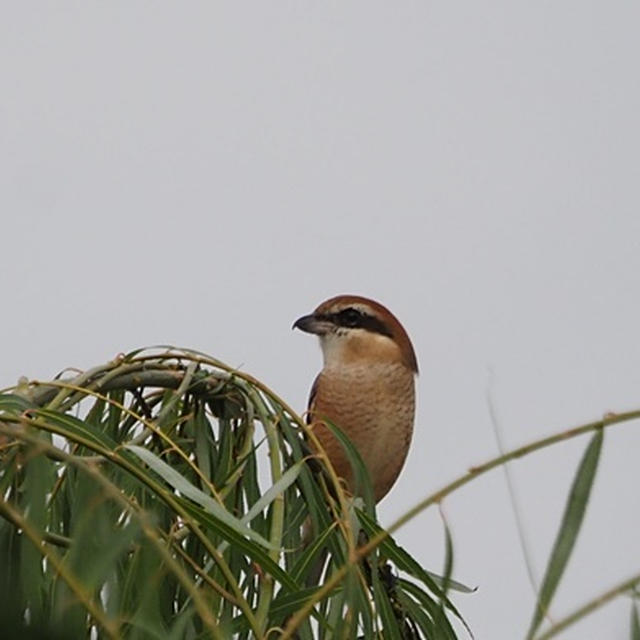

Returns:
318,329,402,369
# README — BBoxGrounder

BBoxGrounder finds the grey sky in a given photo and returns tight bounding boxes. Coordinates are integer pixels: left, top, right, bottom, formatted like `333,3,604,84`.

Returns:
2,3,640,637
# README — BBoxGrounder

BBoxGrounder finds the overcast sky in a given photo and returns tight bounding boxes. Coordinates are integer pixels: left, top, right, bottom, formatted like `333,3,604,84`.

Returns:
2,3,640,638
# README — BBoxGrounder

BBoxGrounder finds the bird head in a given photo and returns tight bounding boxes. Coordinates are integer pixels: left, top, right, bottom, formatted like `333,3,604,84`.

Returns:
293,295,418,373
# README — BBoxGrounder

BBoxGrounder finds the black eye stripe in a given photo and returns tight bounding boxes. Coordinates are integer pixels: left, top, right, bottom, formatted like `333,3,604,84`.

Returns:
324,308,393,338
337,308,362,326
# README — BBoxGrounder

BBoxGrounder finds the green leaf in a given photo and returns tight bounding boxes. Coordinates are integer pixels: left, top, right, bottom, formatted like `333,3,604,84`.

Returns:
176,498,300,593
325,581,347,638
398,579,458,640
31,408,118,450
19,453,50,628
429,513,458,635
527,429,604,638
193,405,213,479
0,392,36,414
440,516,454,598
242,460,303,526
266,586,323,621
357,508,470,598
357,508,471,635
424,570,475,595
371,564,404,640
125,444,276,551
631,601,640,640
289,522,336,584
395,589,438,638
217,460,304,555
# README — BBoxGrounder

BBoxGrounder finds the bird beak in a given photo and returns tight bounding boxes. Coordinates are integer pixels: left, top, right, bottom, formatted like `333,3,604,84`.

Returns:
292,313,330,335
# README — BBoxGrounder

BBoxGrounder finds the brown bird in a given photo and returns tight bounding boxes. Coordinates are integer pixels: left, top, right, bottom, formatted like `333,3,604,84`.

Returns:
293,295,418,503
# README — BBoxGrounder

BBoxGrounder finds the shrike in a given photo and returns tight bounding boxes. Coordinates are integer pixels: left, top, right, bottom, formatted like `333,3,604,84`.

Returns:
294,295,418,503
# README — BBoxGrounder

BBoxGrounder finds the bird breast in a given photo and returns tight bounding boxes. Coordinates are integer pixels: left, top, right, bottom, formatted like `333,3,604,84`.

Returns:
309,361,415,502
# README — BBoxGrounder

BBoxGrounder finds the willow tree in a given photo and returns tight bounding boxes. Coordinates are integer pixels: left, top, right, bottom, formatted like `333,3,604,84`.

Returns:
0,348,466,639
2,348,637,639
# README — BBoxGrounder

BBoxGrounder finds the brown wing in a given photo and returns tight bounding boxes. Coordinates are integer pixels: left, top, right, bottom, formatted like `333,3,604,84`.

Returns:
306,373,320,425
303,372,356,496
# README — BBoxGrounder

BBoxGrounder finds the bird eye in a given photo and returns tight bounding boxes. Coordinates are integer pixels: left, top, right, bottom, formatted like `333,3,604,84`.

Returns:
337,308,363,327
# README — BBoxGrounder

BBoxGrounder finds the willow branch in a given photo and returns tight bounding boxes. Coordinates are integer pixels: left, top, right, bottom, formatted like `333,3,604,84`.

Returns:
534,572,640,639
282,409,640,638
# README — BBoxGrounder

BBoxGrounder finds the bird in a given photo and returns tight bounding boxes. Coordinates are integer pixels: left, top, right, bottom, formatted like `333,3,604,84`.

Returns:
293,295,418,503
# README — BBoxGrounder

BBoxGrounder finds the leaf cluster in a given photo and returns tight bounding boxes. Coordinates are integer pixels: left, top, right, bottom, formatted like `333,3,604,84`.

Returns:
0,348,464,639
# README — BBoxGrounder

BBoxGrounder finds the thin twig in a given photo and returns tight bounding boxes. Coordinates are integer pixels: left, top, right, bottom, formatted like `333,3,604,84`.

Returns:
534,572,640,639
486,374,539,595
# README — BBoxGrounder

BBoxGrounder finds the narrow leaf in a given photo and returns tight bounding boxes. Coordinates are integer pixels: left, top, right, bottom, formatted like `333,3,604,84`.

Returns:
632,601,640,640
433,515,456,634
216,461,304,554
440,515,454,598
31,408,117,450
242,460,303,526
371,564,404,640
290,523,336,584
399,579,459,640
0,393,36,414
176,498,300,593
125,444,276,550
527,429,604,638
357,508,472,635
357,508,472,596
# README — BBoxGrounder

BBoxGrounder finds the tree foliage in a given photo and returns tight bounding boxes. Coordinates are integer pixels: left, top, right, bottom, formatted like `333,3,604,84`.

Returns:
0,348,464,639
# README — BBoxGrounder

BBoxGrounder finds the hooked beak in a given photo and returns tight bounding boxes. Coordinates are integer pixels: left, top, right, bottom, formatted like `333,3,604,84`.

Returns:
292,313,331,335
